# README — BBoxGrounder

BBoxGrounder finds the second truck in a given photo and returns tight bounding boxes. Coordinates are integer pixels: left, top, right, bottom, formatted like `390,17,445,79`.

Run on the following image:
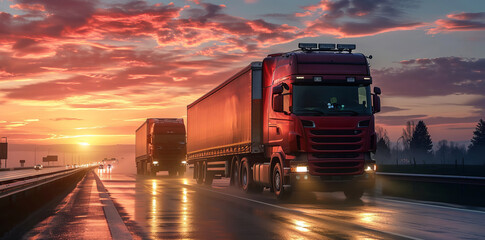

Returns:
136,118,186,176
187,43,381,199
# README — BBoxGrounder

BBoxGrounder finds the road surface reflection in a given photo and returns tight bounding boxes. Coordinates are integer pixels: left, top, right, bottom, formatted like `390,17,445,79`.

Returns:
96,169,485,240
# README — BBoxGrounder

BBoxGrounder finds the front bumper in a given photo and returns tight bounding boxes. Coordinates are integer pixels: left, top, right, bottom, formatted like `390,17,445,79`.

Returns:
288,171,375,192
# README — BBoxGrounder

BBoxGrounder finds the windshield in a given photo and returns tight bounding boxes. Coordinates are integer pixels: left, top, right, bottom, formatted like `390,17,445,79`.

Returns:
292,84,372,116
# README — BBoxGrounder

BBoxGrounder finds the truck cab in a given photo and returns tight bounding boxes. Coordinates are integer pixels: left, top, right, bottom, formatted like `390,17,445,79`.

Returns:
262,43,381,199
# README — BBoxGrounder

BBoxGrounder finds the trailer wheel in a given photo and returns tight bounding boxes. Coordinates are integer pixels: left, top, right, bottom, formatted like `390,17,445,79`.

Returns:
230,160,240,188
344,187,364,200
195,162,203,184
178,166,185,177
272,163,290,199
202,161,213,185
168,169,177,177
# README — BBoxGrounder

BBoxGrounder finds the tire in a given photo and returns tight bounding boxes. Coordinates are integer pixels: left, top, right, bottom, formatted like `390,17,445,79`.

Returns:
344,187,364,200
240,158,252,192
230,160,240,188
272,163,290,199
168,169,177,177
178,167,185,177
202,161,213,185
195,162,203,184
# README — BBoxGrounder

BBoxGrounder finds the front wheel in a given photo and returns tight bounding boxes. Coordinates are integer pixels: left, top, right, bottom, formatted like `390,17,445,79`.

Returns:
272,163,290,199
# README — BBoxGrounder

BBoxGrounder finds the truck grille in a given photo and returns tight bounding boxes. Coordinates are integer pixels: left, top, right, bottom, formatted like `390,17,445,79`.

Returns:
307,128,365,175
309,161,363,175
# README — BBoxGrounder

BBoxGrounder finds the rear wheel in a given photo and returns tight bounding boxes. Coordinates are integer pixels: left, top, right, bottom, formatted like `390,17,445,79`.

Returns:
168,168,177,176
272,163,290,199
202,161,213,185
178,166,185,177
344,187,364,200
230,160,240,188
195,162,203,184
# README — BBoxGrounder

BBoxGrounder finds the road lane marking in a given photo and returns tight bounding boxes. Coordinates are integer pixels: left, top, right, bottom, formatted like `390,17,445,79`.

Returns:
192,185,423,240
94,172,133,240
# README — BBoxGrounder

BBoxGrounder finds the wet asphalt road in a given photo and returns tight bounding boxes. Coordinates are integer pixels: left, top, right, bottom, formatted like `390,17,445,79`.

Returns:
97,168,485,240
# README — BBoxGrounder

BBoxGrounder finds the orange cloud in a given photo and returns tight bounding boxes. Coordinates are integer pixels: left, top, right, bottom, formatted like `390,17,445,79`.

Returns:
428,12,485,34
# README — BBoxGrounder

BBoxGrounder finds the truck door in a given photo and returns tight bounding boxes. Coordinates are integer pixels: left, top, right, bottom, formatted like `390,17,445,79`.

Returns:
268,82,292,152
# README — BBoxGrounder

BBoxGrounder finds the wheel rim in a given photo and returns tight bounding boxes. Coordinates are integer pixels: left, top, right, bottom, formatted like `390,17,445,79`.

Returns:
275,170,281,191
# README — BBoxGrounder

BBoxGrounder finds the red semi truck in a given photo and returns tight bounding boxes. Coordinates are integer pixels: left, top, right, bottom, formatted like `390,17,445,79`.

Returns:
187,43,381,199
136,118,187,176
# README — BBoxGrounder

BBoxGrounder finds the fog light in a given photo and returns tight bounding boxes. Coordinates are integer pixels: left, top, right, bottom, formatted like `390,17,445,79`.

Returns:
365,164,376,172
304,175,308,180
296,175,300,180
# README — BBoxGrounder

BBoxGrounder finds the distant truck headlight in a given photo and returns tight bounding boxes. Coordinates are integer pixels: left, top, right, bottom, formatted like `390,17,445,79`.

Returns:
153,161,159,165
181,160,187,164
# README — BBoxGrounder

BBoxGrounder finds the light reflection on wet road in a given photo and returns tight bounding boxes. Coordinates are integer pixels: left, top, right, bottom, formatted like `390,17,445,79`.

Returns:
96,168,485,240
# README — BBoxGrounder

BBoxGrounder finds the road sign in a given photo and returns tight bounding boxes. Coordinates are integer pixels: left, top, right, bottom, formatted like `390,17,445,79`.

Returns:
43,155,58,162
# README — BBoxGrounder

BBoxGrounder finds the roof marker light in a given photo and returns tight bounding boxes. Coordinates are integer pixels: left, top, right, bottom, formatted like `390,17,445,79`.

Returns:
337,44,356,50
364,77,371,80
318,43,335,50
298,43,317,50
296,76,305,79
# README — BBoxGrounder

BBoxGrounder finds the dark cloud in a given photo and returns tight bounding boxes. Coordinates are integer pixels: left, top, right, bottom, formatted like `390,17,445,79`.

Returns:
381,106,408,113
373,57,485,97
376,114,426,126
302,0,423,37
429,12,485,34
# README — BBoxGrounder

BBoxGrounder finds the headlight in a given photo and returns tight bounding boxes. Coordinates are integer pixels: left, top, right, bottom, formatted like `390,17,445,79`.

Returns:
292,166,308,173
153,161,159,165
181,160,187,164
365,164,376,172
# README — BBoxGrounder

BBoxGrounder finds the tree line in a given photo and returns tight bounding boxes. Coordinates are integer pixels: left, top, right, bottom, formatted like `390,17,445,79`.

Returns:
376,119,485,165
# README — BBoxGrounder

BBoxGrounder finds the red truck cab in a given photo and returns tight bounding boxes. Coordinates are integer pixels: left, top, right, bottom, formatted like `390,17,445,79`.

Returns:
261,43,381,199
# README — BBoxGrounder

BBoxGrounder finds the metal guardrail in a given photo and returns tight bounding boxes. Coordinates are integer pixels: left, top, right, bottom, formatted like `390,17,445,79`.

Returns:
376,172,485,186
0,168,85,198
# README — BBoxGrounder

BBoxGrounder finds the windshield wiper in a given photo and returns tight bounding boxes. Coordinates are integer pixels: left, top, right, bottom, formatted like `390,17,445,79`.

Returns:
327,110,359,116
295,108,327,116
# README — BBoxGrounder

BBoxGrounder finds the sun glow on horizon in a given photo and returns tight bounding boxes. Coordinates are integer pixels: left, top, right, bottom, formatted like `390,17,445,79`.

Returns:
79,142,90,146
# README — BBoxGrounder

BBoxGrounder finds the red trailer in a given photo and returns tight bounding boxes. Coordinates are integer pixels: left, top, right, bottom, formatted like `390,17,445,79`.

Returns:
136,118,186,176
187,43,381,199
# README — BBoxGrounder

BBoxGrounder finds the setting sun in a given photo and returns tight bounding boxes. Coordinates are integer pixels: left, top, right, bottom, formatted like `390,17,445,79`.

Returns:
79,142,90,146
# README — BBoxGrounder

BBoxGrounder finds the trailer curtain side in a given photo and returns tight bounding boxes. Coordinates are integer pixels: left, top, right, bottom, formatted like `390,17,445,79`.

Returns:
187,63,262,161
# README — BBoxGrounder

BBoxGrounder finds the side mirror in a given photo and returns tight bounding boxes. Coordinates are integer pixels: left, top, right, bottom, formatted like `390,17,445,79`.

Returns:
374,86,381,95
273,85,283,95
273,94,284,112
372,94,381,113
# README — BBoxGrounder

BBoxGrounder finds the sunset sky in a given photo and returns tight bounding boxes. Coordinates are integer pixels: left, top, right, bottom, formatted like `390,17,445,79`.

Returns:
0,0,484,146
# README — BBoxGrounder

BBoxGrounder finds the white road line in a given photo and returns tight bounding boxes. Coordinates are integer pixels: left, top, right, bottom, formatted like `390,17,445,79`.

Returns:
94,172,133,240
379,197,485,214
194,185,423,240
